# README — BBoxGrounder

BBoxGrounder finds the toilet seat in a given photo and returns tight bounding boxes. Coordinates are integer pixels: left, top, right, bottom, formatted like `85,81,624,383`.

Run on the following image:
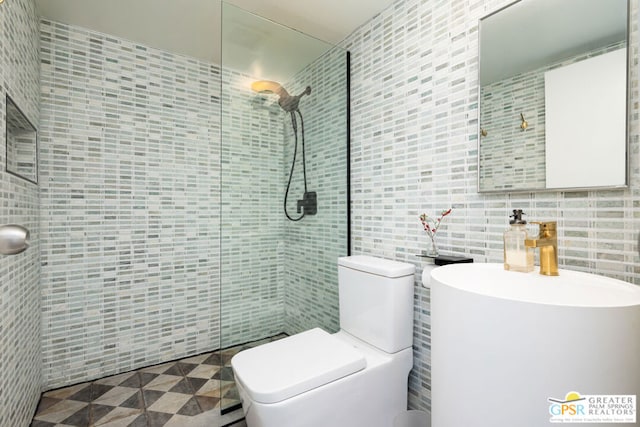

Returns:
232,328,366,404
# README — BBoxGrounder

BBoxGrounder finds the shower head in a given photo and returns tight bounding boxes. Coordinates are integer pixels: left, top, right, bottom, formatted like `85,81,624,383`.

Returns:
252,80,311,112
251,80,283,95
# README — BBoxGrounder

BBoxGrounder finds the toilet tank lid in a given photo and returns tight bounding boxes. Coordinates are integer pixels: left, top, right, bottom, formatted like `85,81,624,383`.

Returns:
338,255,415,278
231,328,366,404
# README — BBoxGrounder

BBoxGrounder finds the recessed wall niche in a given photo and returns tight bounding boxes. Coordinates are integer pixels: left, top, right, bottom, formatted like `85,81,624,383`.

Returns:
6,95,38,184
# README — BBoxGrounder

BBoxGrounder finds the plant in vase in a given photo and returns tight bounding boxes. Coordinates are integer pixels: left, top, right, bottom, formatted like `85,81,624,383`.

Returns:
419,208,452,257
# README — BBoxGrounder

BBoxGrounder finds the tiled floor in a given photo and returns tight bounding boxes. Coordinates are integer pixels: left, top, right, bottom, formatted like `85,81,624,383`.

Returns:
31,335,285,427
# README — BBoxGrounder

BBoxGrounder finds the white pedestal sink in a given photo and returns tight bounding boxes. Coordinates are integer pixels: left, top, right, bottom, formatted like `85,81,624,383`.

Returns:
428,263,640,427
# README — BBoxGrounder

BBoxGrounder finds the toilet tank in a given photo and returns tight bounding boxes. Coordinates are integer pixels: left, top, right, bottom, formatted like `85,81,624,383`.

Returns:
338,255,415,353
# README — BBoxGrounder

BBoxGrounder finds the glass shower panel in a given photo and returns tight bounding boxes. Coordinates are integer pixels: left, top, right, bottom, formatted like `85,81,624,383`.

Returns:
220,1,349,416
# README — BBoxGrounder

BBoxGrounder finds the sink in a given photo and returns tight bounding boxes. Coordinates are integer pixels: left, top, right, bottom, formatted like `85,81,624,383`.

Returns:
428,263,640,427
428,262,640,307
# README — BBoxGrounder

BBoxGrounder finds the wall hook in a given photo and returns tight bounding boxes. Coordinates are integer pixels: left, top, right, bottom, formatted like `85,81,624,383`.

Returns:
520,113,528,131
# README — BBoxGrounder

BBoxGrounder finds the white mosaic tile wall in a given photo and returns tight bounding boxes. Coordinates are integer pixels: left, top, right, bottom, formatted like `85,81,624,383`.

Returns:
343,0,639,413
39,20,221,389
220,47,349,344
282,47,349,336
480,41,625,191
220,68,286,347
39,16,350,388
0,0,42,425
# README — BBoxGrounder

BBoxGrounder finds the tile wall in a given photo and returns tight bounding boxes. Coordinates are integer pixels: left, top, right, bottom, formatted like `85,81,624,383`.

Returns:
39,20,221,389
220,46,350,344
39,16,350,391
281,46,349,336
344,0,639,413
34,0,636,417
0,0,42,425
219,68,286,347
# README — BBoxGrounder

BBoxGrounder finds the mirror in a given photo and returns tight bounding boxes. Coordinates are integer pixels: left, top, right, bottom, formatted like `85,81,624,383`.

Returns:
6,95,38,184
478,0,629,192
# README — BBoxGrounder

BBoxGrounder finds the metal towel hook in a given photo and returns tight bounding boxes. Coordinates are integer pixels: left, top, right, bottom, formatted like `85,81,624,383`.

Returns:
0,224,30,255
520,113,528,131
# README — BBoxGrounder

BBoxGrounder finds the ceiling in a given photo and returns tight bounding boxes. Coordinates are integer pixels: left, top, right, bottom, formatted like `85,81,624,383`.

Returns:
37,0,628,87
35,0,394,80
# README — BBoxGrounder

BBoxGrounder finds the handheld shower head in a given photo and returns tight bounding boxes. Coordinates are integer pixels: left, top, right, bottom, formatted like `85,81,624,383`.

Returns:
252,80,316,221
278,86,311,112
252,80,311,112
251,80,283,95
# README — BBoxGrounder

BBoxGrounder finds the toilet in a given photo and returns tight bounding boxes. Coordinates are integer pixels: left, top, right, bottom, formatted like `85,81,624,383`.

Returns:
231,255,415,427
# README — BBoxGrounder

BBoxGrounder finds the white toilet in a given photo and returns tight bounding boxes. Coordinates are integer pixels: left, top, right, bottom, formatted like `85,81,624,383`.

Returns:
231,255,415,427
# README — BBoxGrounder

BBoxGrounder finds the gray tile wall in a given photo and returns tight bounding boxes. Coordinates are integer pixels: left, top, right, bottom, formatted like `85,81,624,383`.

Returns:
282,47,349,336
35,0,637,416
39,17,351,389
220,68,286,347
39,20,221,389
343,0,639,413
220,46,350,344
0,0,42,425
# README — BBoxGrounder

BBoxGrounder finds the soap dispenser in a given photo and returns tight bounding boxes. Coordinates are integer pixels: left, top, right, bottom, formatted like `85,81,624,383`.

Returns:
504,209,534,272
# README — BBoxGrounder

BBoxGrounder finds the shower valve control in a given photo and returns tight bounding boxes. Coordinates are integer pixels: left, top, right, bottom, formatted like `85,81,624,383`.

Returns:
297,191,317,216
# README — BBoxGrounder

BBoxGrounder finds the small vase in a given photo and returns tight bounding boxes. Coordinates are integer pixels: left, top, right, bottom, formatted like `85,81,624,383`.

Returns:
425,234,439,257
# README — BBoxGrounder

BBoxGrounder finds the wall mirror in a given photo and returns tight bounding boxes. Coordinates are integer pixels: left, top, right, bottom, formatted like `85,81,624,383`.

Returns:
6,95,38,184
478,0,629,193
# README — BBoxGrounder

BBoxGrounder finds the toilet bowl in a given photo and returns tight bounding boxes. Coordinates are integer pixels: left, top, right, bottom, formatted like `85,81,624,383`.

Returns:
231,255,416,427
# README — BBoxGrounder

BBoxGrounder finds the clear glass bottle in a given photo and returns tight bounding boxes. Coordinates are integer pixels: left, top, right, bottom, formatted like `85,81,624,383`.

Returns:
504,209,534,272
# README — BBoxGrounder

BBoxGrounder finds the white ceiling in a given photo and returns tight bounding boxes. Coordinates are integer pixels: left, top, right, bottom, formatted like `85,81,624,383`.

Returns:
37,0,629,87
35,0,394,80
220,2,337,84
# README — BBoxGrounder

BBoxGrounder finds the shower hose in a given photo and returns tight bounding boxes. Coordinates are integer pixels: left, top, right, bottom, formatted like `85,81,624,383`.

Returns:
284,109,307,222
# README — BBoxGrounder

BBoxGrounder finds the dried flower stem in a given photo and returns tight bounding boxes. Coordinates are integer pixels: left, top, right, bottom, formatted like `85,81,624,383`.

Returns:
419,208,452,238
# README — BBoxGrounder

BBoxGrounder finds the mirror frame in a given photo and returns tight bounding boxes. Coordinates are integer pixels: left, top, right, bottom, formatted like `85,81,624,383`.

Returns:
5,94,38,185
477,0,631,194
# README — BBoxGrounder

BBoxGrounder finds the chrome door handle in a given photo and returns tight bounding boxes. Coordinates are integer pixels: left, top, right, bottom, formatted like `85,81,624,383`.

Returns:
0,224,30,255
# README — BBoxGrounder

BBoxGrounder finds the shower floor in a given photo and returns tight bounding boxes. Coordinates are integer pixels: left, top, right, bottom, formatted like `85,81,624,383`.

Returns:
30,334,286,427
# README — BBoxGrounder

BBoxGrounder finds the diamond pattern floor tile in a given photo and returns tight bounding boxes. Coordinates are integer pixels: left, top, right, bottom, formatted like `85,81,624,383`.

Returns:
31,334,287,426
93,387,139,407
93,407,142,426
146,392,193,414
94,372,138,387
33,400,88,424
143,374,183,392
43,383,91,400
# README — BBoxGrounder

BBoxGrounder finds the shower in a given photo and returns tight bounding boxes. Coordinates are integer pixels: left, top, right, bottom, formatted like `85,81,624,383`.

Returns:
252,80,317,221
